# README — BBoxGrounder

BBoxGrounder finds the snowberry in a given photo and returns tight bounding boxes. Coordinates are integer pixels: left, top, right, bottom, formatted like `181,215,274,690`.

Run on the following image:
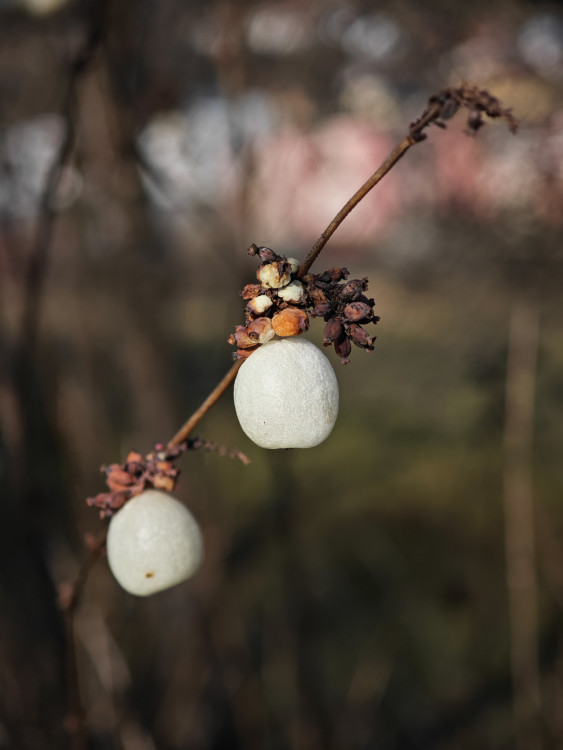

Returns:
106,490,203,596
233,338,339,449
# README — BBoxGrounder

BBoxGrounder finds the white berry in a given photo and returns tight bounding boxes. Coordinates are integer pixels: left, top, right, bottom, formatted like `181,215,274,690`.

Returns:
233,338,339,449
107,490,203,596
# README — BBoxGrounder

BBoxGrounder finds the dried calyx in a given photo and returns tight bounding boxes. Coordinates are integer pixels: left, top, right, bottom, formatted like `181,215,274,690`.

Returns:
87,439,249,518
228,244,379,364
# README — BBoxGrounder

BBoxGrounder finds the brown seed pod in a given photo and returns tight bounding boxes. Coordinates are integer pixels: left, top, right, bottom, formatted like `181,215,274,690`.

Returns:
340,278,368,301
247,317,275,344
272,307,309,337
334,335,352,364
343,302,373,323
323,318,344,346
347,323,376,350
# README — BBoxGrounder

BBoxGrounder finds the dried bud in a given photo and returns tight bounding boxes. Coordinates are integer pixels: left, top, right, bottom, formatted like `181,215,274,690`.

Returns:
229,325,256,349
340,278,368,301
257,262,292,289
323,318,344,346
334,336,352,364
313,302,332,318
247,294,273,316
241,284,262,300
343,302,373,323
247,317,275,344
347,323,376,350
309,286,328,307
106,466,135,492
257,246,279,262
235,345,260,360
272,307,309,337
318,267,349,283
277,280,305,304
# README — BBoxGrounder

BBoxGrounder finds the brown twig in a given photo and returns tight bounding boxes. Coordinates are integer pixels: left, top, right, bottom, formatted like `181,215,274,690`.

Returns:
298,83,517,277
167,359,244,447
298,136,415,278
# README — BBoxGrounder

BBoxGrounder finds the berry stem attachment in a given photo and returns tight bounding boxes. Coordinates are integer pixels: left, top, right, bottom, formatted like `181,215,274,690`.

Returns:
167,359,244,447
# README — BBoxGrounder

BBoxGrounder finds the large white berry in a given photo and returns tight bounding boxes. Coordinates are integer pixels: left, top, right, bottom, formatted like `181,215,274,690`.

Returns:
106,490,203,596
233,338,339,449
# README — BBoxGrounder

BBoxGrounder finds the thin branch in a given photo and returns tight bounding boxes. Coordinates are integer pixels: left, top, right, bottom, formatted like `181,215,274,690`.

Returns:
297,98,445,278
167,359,244,447
298,136,415,278
298,83,517,277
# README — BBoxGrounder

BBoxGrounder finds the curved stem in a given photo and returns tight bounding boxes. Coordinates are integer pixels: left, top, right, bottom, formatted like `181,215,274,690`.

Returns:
298,136,414,278
168,359,244,447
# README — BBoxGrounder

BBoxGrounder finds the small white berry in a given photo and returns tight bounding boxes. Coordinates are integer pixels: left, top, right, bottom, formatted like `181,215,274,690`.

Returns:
277,280,305,304
107,490,203,596
233,338,339,449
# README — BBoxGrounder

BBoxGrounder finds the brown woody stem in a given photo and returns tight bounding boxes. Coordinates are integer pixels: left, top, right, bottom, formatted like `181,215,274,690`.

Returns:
297,98,449,278
168,359,244,447
298,136,414,277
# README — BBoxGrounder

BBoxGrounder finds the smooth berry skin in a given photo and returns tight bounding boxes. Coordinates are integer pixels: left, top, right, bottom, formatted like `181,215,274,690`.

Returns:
107,490,203,596
233,338,339,449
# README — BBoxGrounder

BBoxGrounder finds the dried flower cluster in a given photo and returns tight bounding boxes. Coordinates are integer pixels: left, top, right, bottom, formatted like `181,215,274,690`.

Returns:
410,83,518,143
228,245,379,364
87,444,186,518
87,439,249,517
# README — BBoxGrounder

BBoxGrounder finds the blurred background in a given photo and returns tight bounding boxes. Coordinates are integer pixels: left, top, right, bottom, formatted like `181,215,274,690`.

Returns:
1,0,563,748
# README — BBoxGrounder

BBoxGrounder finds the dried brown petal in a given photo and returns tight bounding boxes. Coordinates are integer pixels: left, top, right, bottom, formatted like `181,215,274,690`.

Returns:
257,246,279,262
271,307,309,337
105,466,135,491
343,302,373,323
235,345,260,360
323,318,344,346
309,287,328,306
241,284,262,300
152,474,175,491
320,267,349,282
313,302,332,318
